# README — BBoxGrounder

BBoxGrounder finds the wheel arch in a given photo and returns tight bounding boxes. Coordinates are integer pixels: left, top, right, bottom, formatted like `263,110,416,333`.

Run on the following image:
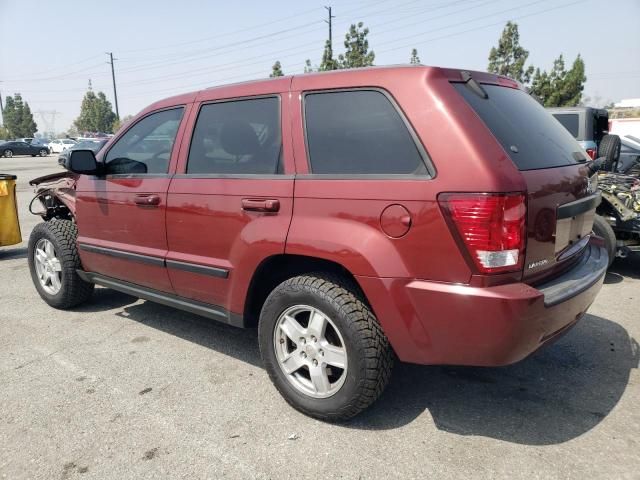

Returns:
241,254,366,327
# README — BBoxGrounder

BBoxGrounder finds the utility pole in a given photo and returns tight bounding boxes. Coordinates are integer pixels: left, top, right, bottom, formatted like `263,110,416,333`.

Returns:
324,6,335,52
107,52,120,120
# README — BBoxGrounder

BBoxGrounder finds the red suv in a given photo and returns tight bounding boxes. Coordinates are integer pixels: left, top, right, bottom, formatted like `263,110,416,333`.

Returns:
28,66,608,420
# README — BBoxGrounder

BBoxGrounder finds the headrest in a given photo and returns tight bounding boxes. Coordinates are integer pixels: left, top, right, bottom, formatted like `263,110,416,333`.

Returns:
220,120,260,156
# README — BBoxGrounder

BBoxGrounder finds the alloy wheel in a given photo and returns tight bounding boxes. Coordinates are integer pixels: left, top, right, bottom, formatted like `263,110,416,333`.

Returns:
34,238,62,295
273,305,348,398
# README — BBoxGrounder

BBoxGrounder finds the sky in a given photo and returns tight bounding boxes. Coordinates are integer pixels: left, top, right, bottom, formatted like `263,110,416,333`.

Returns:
1,0,638,134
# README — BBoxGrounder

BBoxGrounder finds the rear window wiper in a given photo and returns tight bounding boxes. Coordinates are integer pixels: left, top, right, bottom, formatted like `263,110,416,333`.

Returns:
460,71,488,99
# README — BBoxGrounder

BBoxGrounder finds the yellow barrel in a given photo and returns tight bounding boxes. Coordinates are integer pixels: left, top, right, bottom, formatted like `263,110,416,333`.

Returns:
0,174,22,247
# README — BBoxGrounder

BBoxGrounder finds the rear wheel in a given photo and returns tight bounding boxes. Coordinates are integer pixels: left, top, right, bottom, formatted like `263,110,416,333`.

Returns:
593,214,616,268
598,134,621,171
258,274,393,421
4,149,13,158
28,219,94,309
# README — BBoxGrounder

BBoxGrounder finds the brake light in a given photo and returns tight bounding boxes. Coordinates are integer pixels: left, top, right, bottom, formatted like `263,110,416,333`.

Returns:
439,193,526,274
586,148,597,160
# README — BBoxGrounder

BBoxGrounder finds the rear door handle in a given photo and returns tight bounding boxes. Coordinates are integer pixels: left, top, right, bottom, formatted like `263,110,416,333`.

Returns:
134,194,161,207
241,198,280,212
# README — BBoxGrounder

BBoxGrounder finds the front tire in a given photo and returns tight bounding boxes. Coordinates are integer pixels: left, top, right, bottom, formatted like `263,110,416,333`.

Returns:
259,274,393,421
593,214,616,268
28,219,94,309
39,149,47,157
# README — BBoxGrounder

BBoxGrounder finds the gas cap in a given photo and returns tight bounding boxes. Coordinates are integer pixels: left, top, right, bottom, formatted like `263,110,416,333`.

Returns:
380,204,412,238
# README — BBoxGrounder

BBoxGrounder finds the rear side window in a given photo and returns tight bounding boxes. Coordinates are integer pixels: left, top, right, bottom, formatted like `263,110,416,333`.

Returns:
304,90,427,175
454,83,586,170
187,97,282,175
552,113,579,138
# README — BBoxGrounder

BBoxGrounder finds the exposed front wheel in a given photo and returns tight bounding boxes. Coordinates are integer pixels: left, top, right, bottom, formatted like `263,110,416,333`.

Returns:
259,274,393,421
28,220,94,309
39,149,48,157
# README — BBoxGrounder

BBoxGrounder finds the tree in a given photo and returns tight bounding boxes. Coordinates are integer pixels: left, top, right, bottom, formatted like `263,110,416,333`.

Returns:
529,54,586,107
74,90,117,133
270,61,284,78
112,114,134,133
304,59,315,73
319,40,339,71
2,96,17,137
20,102,37,137
1,94,38,138
338,22,375,69
410,48,421,64
0,125,9,140
487,21,534,83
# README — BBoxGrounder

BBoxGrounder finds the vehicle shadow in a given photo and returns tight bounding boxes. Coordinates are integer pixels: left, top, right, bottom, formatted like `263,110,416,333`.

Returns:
80,288,262,367
86,287,638,445
348,314,638,445
0,246,28,260
609,254,640,280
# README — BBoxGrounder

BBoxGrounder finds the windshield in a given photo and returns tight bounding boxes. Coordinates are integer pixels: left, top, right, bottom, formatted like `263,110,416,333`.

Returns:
453,83,587,170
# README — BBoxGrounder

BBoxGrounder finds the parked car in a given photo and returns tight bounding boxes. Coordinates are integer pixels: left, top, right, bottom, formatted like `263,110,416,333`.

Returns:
27,66,607,420
548,107,617,160
31,138,51,153
49,138,77,153
1,141,49,158
57,138,108,166
617,135,640,173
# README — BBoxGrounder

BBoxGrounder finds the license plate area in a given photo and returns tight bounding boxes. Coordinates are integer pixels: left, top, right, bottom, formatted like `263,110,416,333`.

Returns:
554,194,600,254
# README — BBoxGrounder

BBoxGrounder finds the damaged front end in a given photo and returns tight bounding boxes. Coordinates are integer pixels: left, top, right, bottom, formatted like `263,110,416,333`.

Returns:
597,171,640,256
29,171,78,220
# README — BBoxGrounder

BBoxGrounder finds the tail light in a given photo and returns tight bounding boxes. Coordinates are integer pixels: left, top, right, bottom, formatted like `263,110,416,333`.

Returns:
586,148,597,160
438,193,526,274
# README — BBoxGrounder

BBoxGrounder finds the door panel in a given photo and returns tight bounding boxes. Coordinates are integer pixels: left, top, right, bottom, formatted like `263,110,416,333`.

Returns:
76,104,193,292
166,84,294,314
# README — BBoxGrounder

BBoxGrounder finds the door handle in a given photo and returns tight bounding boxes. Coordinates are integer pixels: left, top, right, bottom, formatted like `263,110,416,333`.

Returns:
241,198,280,212
134,194,161,206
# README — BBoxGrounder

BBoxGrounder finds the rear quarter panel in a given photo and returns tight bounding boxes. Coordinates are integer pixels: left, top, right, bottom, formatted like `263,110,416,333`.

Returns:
287,67,526,282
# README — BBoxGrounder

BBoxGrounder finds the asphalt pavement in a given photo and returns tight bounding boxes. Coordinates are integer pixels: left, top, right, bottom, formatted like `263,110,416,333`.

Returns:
0,155,638,479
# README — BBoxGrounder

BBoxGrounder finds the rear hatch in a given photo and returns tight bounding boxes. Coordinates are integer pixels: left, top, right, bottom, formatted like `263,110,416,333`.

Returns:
453,78,598,281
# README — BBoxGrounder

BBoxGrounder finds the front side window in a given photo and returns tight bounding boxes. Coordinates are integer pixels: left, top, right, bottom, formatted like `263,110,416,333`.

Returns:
187,97,282,175
104,107,183,175
304,90,427,175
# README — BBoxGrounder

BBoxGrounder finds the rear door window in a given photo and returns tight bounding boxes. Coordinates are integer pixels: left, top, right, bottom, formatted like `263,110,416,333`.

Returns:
552,113,579,138
303,90,428,175
454,83,586,170
187,97,282,175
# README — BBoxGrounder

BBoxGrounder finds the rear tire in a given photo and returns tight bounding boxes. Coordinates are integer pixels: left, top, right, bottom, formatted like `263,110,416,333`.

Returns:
258,274,393,421
598,134,621,171
593,214,616,268
28,219,94,309
4,149,13,158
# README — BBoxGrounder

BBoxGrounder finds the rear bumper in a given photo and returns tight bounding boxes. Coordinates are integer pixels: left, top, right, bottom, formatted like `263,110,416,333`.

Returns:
357,241,607,366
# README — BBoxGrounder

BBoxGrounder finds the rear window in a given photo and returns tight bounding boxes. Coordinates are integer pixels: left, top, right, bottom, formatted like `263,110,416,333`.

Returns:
552,113,579,138
453,83,586,170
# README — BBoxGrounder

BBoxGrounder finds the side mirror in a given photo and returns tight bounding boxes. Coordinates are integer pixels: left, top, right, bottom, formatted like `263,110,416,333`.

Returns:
67,149,99,175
